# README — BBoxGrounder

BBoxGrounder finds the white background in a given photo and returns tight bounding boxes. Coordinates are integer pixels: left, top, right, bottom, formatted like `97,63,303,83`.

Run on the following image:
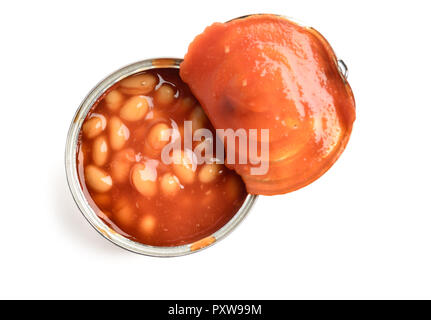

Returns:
1,0,430,299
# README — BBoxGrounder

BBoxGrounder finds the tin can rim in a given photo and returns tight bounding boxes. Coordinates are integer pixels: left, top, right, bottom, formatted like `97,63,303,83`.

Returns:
64,57,258,257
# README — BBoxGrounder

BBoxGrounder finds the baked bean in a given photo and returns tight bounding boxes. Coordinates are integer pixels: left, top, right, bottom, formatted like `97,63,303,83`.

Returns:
181,96,196,110
131,163,157,197
189,106,208,131
109,116,130,150
155,84,176,105
160,173,181,196
92,135,109,166
114,198,135,228
105,89,124,111
119,73,157,95
117,147,136,162
173,150,196,184
77,68,248,247
174,97,196,118
111,160,131,184
110,148,135,183
120,95,149,121
92,193,111,208
199,163,222,183
82,115,106,139
147,123,171,150
85,165,113,192
139,215,156,234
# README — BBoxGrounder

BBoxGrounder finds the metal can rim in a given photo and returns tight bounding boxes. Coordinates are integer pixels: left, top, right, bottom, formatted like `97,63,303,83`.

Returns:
64,57,258,257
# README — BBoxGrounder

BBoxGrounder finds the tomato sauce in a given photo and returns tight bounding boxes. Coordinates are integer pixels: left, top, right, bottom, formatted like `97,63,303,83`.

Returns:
76,68,247,247
180,14,356,195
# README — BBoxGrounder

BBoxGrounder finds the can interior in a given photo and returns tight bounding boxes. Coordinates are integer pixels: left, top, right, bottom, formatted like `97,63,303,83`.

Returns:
65,58,257,257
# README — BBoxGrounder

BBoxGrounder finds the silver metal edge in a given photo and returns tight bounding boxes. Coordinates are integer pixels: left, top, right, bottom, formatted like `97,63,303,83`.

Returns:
65,58,258,257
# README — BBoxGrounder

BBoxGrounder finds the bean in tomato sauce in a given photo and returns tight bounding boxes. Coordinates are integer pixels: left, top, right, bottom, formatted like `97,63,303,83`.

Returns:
76,68,247,247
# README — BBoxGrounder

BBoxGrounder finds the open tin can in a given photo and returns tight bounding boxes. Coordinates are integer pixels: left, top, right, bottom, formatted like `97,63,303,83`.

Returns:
65,58,258,257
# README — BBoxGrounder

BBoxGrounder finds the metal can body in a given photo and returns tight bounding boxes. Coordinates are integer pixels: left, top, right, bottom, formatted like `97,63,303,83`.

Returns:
65,58,257,257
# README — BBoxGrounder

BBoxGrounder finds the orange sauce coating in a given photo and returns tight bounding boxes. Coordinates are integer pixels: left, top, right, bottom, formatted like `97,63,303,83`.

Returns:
180,14,356,195
77,68,247,247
